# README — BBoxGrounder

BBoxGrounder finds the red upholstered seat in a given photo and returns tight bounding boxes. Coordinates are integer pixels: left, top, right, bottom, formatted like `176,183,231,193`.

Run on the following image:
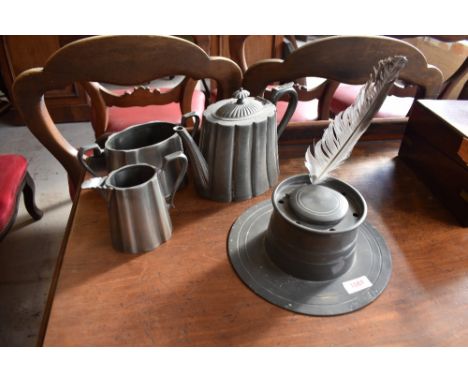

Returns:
0,155,28,232
331,84,414,118
276,99,319,124
107,89,206,133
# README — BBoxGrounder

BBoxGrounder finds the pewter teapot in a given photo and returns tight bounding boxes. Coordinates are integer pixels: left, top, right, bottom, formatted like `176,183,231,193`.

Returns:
174,85,298,202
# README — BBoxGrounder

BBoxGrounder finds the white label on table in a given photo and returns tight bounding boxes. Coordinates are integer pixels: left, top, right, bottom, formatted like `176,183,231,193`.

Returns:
342,276,373,294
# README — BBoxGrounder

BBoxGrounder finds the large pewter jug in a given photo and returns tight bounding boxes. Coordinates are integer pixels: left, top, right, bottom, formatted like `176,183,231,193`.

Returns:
175,85,298,202
81,157,187,254
78,113,197,199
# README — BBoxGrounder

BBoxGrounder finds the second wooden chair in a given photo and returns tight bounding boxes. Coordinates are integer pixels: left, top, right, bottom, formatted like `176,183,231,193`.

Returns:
242,35,444,141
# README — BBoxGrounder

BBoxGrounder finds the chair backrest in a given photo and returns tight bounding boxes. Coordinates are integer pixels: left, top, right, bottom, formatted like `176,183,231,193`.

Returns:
398,36,468,100
243,35,444,122
13,35,242,191
438,57,468,100
83,35,219,138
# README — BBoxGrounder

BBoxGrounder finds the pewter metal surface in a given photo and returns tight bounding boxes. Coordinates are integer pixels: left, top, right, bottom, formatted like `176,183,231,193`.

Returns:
85,161,186,254
175,85,298,202
105,165,172,254
78,121,187,199
214,89,265,120
272,175,367,232
208,94,273,123
228,200,392,316
289,184,349,225
267,176,367,280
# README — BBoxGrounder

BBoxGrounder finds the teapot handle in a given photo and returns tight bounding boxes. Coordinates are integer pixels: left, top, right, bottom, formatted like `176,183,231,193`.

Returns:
181,112,201,139
162,151,188,208
77,143,104,177
267,83,298,138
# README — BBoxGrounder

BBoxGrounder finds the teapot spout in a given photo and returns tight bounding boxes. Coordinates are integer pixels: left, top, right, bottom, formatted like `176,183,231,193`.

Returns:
173,126,210,195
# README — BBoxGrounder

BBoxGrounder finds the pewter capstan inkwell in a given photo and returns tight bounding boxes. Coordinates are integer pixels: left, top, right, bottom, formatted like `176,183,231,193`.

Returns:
228,56,408,315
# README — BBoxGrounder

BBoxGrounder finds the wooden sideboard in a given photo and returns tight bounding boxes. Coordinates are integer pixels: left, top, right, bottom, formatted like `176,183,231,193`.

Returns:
0,35,91,124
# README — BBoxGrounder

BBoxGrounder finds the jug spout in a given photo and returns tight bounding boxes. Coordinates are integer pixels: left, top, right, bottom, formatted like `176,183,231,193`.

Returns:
81,177,113,203
174,126,210,196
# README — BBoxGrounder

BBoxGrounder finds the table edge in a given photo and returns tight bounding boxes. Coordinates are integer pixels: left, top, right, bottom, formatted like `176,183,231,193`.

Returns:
37,174,84,346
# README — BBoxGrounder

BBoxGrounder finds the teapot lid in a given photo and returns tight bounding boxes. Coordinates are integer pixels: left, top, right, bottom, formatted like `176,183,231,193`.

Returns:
214,88,266,120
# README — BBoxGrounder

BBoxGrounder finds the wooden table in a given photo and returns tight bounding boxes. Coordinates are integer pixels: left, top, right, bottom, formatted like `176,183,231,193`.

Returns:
41,141,468,346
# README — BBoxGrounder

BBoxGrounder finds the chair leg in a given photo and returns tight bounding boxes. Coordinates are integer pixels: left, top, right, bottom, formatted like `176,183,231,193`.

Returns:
23,172,43,221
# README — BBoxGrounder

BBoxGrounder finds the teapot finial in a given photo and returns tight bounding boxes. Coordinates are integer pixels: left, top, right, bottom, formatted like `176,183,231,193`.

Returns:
233,88,250,104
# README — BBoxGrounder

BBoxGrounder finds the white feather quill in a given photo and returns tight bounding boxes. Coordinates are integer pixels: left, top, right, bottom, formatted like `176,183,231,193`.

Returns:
305,55,408,184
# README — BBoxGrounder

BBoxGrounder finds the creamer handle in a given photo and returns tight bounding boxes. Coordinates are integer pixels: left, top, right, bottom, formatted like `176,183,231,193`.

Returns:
77,143,104,177
162,151,188,208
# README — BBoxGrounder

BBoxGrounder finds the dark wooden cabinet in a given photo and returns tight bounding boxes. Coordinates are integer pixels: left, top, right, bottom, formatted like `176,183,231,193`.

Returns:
399,100,468,226
0,35,91,124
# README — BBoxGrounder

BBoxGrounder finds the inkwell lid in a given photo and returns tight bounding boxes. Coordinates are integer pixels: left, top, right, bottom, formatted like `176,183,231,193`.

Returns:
288,182,349,227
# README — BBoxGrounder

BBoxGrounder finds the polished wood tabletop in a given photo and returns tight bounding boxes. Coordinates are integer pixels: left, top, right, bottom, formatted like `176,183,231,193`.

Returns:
42,141,468,346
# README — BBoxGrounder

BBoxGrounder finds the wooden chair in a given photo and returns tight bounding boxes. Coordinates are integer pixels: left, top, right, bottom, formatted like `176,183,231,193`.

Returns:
82,78,207,139
435,53,468,100
332,36,468,118
12,35,242,192
83,35,215,138
242,35,444,141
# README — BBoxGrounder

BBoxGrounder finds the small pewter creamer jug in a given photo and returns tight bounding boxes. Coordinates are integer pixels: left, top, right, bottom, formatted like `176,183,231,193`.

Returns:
82,158,187,254
78,113,197,199
175,85,298,202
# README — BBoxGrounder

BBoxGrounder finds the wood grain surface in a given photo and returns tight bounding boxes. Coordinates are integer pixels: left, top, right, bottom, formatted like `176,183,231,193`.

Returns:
42,141,468,346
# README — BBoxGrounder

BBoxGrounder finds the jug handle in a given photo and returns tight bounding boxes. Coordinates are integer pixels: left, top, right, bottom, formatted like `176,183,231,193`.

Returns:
181,112,201,138
162,151,188,208
78,143,104,177
267,82,299,138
